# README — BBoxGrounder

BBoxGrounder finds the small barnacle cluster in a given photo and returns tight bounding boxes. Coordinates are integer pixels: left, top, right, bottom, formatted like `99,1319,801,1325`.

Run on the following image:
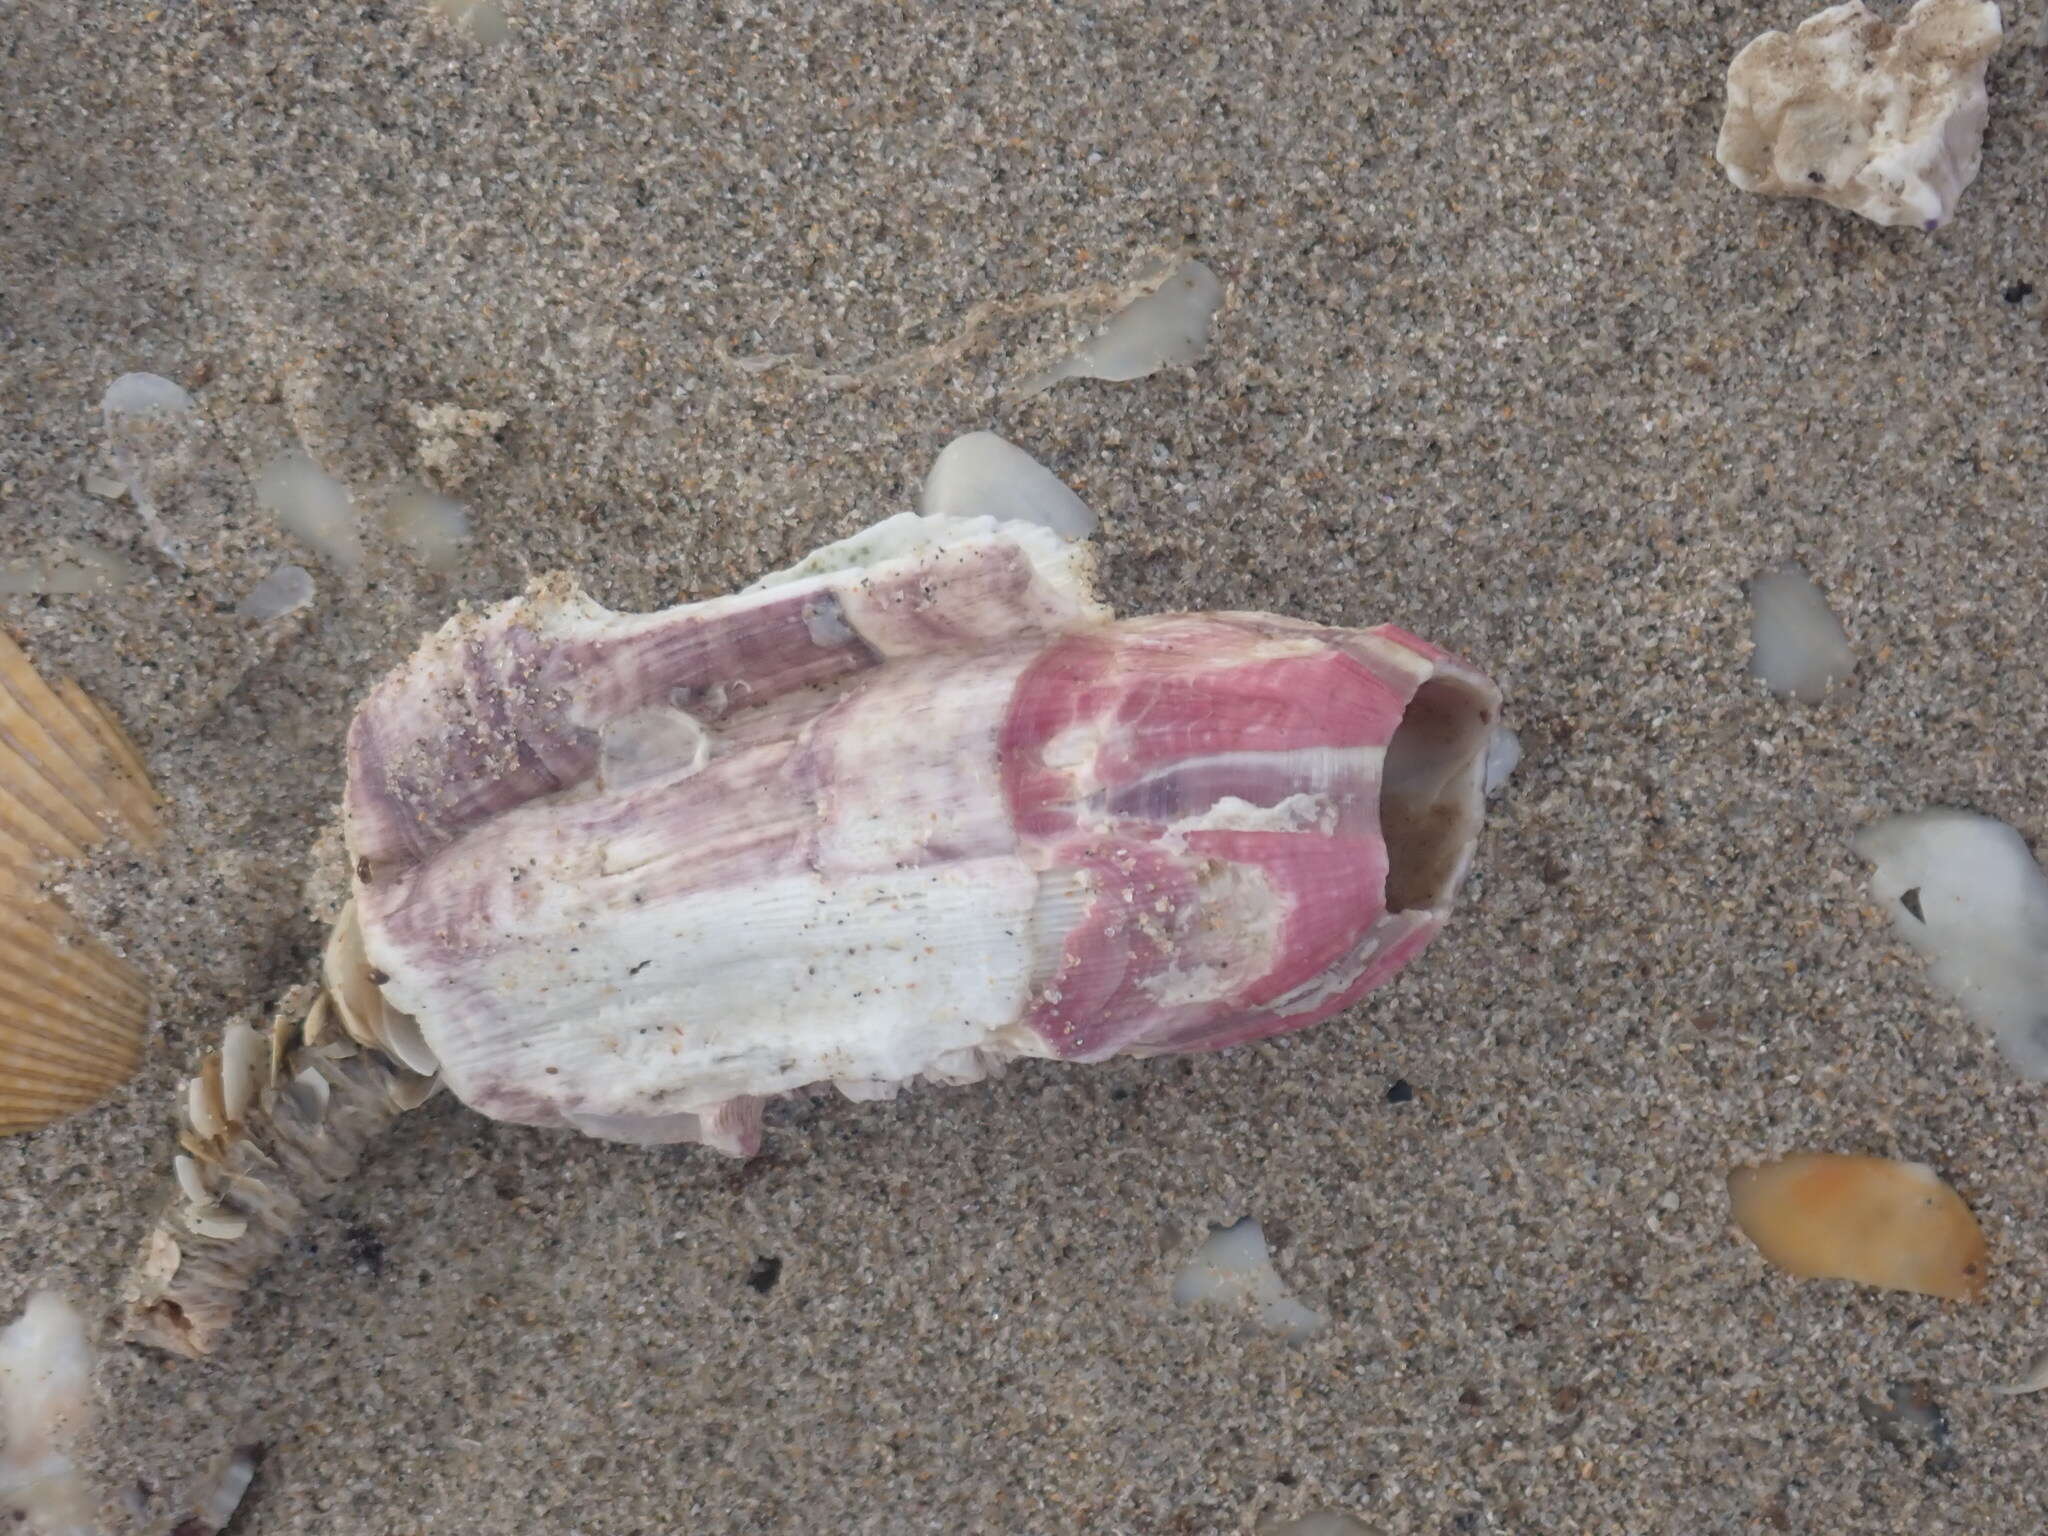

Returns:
126,933,436,1359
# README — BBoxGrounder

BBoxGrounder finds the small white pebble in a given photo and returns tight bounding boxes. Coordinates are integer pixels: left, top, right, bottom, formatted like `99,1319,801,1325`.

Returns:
82,470,128,501
257,453,361,569
1854,809,2048,1075
1171,1217,1325,1342
386,491,473,571
1747,562,1854,702
99,372,195,418
235,564,316,621
921,432,1097,540
1017,257,1224,396
1483,725,1521,797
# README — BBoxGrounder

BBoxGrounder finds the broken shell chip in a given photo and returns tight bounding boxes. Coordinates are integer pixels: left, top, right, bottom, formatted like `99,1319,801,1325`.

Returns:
1728,1153,1987,1301
0,631,161,1134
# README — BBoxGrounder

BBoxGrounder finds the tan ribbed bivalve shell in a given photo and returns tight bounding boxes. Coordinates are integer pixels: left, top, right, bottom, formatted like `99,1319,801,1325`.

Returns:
0,631,161,1134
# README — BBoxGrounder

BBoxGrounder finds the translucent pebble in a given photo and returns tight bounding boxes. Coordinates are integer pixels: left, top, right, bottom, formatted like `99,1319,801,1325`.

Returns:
386,491,473,571
101,373,205,563
1171,1217,1326,1341
1853,809,2048,1074
235,564,316,621
1747,562,1853,702
1483,725,1521,797
921,432,1097,540
0,539,141,595
257,453,361,569
100,372,195,417
1017,257,1224,396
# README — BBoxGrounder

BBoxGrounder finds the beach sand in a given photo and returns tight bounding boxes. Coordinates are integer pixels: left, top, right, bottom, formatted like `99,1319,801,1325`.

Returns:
5,1,2048,1530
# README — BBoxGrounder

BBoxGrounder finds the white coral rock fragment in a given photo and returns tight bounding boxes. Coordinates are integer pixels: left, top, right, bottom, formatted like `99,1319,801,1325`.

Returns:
1854,809,2048,1073
921,432,1097,540
234,564,315,621
1171,1218,1326,1342
1017,258,1223,396
1748,563,1854,702
0,1293,97,1536
257,453,361,569
1717,0,2003,230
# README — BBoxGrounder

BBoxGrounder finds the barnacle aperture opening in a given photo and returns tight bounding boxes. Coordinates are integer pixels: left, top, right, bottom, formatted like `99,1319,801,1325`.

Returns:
1379,675,1492,914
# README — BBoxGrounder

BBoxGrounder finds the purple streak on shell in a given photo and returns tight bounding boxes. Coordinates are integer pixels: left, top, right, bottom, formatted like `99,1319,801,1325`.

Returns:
345,535,1093,881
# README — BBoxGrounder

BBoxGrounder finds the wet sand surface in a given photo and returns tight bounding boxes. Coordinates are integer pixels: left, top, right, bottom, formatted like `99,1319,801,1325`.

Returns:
5,1,2048,1531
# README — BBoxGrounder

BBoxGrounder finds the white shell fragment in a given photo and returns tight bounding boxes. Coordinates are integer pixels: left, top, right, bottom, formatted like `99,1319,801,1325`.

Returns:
1854,810,2048,1074
0,539,141,596
921,432,1097,540
257,452,361,569
0,1293,96,1536
1171,1218,1326,1341
1483,725,1521,798
1991,1346,2048,1396
180,1445,260,1536
234,564,316,622
1748,563,1854,702
1716,0,2003,230
101,372,195,417
101,371,200,564
1017,258,1223,396
386,491,474,571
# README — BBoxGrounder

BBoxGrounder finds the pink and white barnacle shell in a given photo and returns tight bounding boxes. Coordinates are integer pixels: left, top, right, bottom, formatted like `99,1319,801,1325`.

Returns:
341,510,1500,1153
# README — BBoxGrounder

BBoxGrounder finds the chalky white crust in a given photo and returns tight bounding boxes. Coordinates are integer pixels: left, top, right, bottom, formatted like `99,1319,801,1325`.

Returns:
1717,0,2002,230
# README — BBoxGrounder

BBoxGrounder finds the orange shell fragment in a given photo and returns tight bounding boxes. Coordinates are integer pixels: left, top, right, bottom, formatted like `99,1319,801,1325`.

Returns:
1728,1153,1987,1302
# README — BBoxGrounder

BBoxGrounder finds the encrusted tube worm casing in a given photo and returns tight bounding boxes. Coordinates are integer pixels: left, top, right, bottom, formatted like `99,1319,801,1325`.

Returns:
122,946,436,1358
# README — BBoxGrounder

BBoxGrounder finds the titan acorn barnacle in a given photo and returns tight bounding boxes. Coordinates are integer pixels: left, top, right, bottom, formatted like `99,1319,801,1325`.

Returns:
127,443,1501,1356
